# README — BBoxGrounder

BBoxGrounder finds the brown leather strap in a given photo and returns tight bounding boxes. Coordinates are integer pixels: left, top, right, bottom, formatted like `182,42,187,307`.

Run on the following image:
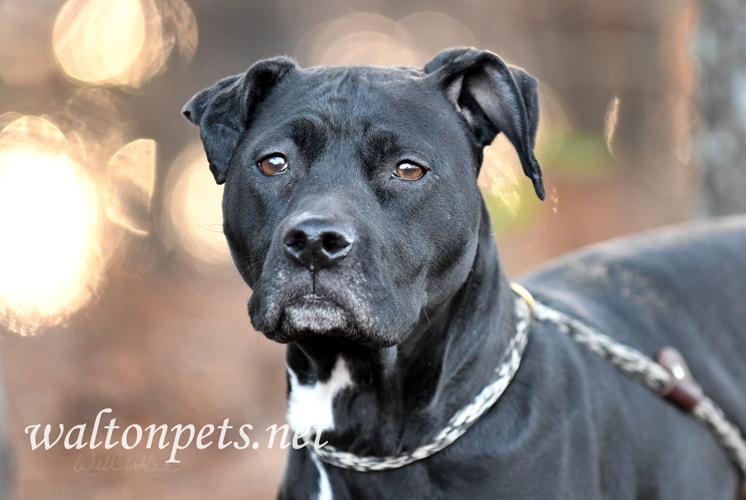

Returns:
657,347,704,412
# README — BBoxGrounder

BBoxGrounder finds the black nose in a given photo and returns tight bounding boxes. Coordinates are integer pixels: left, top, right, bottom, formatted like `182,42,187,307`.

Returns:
282,214,355,270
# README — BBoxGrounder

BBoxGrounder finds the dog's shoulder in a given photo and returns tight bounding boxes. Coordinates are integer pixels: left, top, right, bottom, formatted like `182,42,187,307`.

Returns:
517,214,746,428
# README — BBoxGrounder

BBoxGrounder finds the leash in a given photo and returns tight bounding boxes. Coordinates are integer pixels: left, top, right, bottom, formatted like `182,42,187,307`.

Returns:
308,283,746,496
530,296,746,498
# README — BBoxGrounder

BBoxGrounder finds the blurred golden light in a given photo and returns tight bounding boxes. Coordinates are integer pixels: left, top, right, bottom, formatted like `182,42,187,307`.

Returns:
53,0,147,85
105,139,157,236
0,0,57,85
164,143,231,271
298,11,478,68
52,0,197,87
0,116,103,336
479,142,523,217
550,186,560,215
604,94,621,156
300,12,421,66
169,0,198,63
318,31,421,67
57,88,126,176
0,112,24,131
671,96,695,164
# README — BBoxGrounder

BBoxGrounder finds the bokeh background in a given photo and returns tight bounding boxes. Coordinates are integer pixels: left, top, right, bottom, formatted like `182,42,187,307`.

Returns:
0,0,743,498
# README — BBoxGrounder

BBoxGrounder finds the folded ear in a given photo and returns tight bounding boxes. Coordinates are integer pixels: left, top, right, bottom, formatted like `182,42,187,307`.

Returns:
181,57,298,184
424,48,545,200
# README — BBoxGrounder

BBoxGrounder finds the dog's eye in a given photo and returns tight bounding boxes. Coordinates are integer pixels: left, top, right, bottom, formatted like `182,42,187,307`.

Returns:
258,154,288,175
393,161,425,181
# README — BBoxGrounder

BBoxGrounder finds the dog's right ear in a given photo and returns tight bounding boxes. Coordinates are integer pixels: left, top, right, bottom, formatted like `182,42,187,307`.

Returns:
181,57,297,184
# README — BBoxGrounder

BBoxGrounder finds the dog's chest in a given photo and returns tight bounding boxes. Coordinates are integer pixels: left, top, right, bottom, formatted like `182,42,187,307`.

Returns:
286,356,353,435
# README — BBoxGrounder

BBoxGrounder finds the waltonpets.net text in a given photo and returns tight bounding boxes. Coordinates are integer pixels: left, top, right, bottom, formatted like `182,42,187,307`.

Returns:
24,408,327,463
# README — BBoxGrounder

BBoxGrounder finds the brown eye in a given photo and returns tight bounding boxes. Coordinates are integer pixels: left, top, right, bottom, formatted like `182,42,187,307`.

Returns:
394,161,425,180
258,154,288,175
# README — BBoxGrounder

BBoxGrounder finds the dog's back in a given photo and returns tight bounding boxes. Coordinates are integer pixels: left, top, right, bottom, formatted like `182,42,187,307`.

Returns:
515,215,746,498
523,215,746,422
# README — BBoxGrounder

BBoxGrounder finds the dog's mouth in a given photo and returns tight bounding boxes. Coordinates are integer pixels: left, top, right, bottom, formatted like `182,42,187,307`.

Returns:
254,281,399,347
249,246,411,347
282,294,349,335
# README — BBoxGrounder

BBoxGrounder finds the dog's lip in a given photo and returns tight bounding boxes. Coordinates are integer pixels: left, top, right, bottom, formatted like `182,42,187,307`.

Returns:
289,293,340,308
275,292,350,340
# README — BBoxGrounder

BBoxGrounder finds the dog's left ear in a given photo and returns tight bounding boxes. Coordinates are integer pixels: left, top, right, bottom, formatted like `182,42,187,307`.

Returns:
425,48,545,200
182,57,298,184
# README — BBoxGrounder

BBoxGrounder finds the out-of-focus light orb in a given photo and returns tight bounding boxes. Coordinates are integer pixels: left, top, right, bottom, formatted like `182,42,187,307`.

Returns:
52,0,197,87
0,112,24,131
170,0,199,63
0,117,103,336
301,12,421,66
318,31,420,67
53,0,147,85
164,143,231,271
105,139,157,236
298,11,478,68
479,142,523,217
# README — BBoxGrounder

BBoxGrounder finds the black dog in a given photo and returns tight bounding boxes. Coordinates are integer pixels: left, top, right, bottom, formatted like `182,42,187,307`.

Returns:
183,48,746,499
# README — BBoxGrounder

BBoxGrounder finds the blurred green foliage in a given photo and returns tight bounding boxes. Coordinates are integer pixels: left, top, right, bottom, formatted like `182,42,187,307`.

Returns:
540,129,613,177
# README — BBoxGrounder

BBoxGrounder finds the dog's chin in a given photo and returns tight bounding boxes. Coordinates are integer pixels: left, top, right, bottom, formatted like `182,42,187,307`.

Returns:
284,298,348,335
261,295,397,347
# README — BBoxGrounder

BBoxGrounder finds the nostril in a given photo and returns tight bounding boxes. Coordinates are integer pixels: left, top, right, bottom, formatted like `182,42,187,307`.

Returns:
283,230,307,255
321,231,352,257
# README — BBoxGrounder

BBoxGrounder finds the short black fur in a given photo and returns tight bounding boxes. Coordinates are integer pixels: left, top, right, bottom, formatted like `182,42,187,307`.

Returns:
183,48,746,499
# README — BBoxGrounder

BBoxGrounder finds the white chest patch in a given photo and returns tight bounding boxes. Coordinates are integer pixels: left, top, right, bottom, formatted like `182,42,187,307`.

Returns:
310,449,334,500
287,357,353,436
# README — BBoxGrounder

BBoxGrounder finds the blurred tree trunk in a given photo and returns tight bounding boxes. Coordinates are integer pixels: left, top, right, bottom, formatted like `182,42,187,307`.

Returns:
695,1,746,216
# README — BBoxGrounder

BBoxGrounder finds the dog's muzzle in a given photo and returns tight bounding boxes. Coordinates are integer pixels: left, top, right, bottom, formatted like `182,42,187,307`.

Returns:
278,213,356,335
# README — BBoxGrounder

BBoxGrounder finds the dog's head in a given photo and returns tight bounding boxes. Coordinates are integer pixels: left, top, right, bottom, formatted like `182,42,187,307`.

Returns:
182,48,543,346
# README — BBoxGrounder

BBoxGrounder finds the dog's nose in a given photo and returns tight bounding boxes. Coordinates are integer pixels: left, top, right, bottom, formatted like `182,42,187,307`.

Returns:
282,215,355,270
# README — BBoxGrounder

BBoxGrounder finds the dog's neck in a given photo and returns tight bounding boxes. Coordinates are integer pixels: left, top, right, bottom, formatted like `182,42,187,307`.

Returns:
284,205,516,456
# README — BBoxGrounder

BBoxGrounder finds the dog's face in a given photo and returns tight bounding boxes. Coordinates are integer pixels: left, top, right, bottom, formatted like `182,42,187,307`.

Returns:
183,48,543,346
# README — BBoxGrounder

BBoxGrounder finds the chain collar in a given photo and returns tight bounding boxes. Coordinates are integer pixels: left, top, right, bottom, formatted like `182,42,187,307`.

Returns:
306,288,533,472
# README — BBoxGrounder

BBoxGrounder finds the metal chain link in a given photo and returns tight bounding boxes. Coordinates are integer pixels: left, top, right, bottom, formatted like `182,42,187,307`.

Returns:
310,297,532,472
